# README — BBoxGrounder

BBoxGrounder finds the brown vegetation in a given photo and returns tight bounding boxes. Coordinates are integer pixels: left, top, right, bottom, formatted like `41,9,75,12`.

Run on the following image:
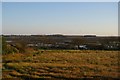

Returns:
2,50,120,79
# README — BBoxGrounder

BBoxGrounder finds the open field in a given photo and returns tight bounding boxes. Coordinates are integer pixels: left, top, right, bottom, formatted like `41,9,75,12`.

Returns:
2,50,120,79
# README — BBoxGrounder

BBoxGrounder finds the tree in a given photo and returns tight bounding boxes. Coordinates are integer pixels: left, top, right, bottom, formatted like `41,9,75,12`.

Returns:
71,38,86,49
14,40,27,53
2,36,7,54
2,36,19,54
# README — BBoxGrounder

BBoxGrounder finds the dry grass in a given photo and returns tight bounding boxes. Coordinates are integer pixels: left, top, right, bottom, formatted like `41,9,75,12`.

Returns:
2,50,120,79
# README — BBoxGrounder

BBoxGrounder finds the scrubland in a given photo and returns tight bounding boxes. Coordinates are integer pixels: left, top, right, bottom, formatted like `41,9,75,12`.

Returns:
2,50,120,79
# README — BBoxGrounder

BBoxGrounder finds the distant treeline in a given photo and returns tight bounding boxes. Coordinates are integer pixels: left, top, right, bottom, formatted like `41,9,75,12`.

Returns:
2,35,120,54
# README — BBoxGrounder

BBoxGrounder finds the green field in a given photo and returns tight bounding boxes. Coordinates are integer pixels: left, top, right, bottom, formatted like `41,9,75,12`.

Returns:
2,50,120,79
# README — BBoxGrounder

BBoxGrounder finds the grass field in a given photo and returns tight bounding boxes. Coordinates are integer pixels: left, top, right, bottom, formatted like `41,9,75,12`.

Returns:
2,50,120,79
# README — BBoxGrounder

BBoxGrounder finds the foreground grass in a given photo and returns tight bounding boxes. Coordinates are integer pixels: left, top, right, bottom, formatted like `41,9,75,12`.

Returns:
2,50,120,79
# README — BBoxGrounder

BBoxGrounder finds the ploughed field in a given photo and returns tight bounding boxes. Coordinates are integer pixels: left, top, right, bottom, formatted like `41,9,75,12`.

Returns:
2,50,120,79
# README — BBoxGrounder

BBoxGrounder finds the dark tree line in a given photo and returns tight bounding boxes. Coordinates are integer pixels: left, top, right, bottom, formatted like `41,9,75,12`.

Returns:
2,35,120,54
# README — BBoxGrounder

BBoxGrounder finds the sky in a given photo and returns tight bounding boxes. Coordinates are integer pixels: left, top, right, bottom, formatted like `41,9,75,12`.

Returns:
2,2,118,36
1,0,119,2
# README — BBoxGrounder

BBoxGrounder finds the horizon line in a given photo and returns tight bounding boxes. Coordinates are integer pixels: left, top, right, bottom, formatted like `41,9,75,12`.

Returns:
1,34,119,37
